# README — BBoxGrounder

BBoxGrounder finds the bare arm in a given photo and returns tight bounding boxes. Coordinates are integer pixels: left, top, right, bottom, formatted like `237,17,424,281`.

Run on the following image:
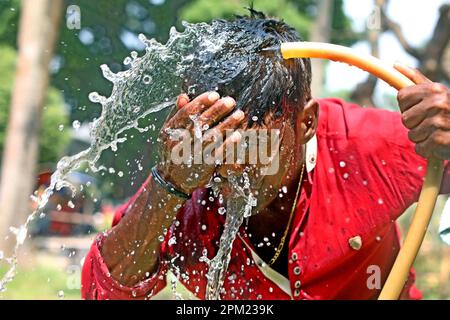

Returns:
101,175,185,286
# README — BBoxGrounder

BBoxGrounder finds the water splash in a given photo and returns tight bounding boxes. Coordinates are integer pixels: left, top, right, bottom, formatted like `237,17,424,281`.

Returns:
0,22,216,292
1,21,262,298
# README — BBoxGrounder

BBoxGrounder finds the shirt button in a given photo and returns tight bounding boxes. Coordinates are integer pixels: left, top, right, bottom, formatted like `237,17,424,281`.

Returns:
294,280,301,288
294,289,300,297
291,252,298,261
293,266,301,275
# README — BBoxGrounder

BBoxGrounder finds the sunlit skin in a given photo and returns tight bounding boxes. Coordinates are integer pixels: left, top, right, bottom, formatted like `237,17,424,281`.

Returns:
101,64,450,286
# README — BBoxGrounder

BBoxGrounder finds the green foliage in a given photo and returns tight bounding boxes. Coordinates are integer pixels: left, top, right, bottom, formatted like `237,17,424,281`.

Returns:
39,88,71,164
0,45,70,165
330,0,360,46
0,45,15,157
52,0,194,123
0,0,357,200
0,262,80,300
181,0,357,42
0,0,356,124
0,0,20,46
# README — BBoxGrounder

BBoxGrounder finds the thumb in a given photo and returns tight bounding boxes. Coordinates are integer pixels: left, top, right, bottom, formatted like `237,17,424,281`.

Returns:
176,93,190,109
394,62,431,85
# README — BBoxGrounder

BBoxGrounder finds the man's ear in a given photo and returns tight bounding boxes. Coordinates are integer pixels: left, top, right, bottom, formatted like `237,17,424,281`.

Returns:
298,99,319,144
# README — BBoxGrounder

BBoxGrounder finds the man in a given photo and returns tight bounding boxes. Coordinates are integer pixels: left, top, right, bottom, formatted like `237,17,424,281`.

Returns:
81,12,450,300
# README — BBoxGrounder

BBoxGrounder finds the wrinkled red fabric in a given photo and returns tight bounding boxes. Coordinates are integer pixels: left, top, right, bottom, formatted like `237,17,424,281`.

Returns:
82,98,450,300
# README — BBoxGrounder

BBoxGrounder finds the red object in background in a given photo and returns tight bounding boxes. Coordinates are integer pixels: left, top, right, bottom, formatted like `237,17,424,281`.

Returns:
37,170,52,186
82,98,450,300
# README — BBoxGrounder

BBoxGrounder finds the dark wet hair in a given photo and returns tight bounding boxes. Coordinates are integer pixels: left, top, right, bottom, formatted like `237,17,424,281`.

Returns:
182,9,312,126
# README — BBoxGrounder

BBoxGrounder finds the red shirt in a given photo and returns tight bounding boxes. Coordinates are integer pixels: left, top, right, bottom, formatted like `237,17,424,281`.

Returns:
82,98,449,300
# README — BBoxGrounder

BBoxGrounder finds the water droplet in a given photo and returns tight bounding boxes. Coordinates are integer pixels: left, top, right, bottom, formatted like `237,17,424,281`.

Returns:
58,124,64,131
378,198,383,205
142,74,152,84
343,172,349,179
348,235,362,250
218,207,226,215
339,161,346,168
123,56,132,65
72,120,81,129
88,91,101,103
201,224,207,231
9,225,27,245
168,236,177,246
118,171,124,177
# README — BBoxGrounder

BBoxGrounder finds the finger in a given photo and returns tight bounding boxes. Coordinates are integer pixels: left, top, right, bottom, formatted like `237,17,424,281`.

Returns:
397,84,430,112
184,91,220,115
203,110,245,143
414,130,450,160
408,117,437,143
409,113,450,143
401,99,433,129
170,91,220,128
414,139,432,158
198,97,236,128
176,93,190,109
394,62,432,85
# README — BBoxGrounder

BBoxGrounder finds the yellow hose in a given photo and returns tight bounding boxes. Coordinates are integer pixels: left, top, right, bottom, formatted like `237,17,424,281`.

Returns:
280,42,444,300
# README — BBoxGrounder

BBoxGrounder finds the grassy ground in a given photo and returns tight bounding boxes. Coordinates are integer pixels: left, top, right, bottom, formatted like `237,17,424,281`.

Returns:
0,261,80,300
1,196,448,300
398,195,450,299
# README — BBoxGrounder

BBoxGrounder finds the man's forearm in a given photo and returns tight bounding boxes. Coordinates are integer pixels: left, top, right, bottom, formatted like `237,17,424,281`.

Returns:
101,176,186,286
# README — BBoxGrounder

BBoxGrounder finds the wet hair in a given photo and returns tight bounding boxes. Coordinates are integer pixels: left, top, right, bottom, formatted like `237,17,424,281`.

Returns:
182,9,312,126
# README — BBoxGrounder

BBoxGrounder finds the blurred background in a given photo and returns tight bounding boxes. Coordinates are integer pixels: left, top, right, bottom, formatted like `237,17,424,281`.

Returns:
0,0,448,299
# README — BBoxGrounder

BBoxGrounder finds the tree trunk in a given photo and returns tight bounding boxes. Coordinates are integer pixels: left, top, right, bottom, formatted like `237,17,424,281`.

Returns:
0,0,63,255
380,3,450,83
350,0,384,107
309,0,333,97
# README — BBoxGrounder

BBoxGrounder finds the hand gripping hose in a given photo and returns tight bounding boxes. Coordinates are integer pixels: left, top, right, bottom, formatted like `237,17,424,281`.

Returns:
280,42,444,300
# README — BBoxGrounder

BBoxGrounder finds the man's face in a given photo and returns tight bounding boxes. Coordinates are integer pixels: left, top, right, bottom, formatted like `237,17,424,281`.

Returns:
215,109,301,210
